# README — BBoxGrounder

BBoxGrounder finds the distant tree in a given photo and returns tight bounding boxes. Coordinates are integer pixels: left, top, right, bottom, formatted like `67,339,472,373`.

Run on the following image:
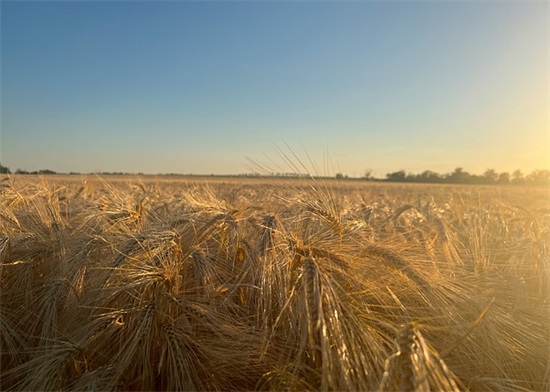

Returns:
418,170,442,183
511,169,524,184
497,172,510,184
38,169,57,175
446,167,470,183
483,169,498,184
0,163,10,174
335,173,345,180
386,170,406,182
15,169,29,174
405,173,417,182
526,170,550,185
363,169,373,180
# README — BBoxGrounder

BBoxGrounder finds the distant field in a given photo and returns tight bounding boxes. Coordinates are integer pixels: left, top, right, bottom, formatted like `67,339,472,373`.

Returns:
1,175,548,391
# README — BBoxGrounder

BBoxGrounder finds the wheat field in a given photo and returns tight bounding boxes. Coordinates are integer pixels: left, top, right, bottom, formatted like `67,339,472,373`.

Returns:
0,174,548,391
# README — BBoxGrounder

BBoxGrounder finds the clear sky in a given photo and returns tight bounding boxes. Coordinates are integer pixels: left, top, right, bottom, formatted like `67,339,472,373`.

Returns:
1,1,548,177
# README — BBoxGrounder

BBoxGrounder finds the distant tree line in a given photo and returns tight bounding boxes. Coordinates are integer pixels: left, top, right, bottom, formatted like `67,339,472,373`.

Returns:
383,168,550,185
14,169,58,175
1,168,58,175
0,163,10,174
0,165,140,176
2,162,549,185
0,163,60,175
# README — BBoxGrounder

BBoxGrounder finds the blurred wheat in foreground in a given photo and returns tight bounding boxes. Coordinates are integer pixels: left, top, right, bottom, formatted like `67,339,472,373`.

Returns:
1,175,548,391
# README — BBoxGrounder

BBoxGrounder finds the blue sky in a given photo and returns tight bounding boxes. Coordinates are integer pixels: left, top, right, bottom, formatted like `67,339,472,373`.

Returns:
1,1,547,177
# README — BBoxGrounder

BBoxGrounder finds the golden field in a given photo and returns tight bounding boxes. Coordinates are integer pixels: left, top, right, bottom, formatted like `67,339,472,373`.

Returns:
0,175,548,391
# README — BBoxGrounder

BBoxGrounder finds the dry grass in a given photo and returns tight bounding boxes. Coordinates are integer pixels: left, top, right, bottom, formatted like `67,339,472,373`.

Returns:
0,174,549,391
